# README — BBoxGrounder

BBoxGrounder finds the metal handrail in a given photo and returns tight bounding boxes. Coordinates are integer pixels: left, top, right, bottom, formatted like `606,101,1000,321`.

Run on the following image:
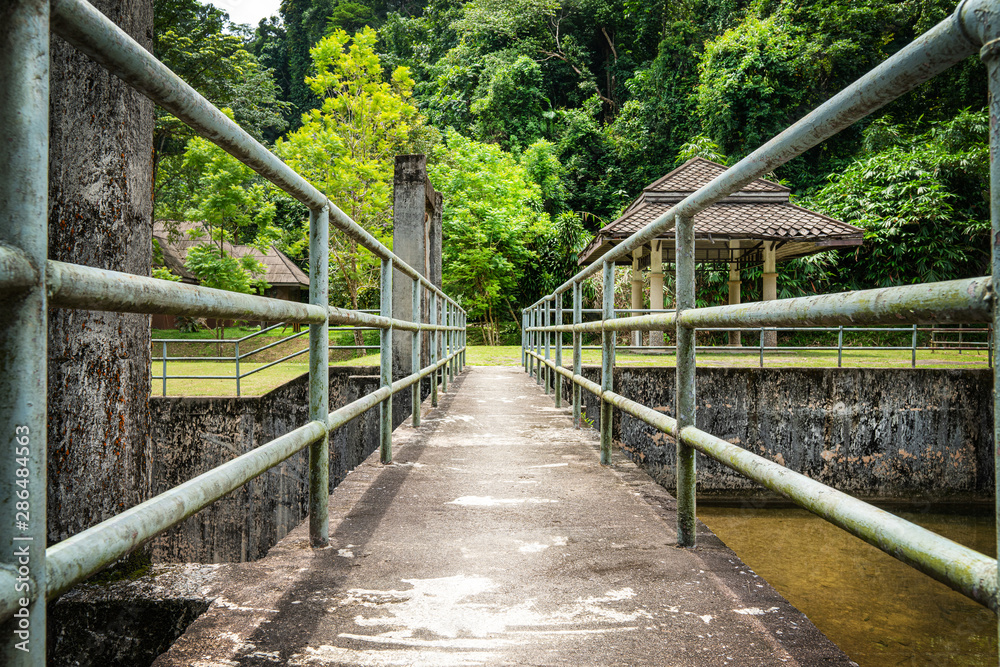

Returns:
521,0,1000,639
151,324,385,396
0,0,468,656
568,323,993,368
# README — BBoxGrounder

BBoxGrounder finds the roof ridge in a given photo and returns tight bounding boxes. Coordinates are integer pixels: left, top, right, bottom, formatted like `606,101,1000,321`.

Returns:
642,157,790,194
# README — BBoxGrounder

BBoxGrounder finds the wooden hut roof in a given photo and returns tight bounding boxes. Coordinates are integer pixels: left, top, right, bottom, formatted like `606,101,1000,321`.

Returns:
578,158,862,268
153,220,309,288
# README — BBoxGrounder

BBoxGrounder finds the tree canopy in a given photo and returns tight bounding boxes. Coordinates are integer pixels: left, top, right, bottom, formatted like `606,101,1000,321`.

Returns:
149,0,991,336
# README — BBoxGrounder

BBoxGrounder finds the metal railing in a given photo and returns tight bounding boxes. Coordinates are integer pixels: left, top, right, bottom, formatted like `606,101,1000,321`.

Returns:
574,312,993,367
523,0,1000,651
151,320,384,396
0,1,466,662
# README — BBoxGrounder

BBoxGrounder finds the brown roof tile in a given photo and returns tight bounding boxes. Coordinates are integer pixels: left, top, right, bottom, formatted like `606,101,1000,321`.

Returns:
153,220,309,287
601,202,861,242
643,157,790,194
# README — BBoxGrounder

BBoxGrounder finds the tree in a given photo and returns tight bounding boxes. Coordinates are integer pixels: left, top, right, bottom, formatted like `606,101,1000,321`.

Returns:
693,0,986,189
277,27,422,341
802,109,989,290
429,130,555,344
153,0,289,208
179,133,276,298
471,55,552,151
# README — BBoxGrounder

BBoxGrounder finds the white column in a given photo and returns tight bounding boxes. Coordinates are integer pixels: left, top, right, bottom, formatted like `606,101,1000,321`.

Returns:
649,241,664,348
728,240,741,347
631,248,643,348
763,242,777,347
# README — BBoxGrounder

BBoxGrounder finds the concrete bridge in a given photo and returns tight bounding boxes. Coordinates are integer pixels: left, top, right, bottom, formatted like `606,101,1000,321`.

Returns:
4,1,999,664
145,366,850,666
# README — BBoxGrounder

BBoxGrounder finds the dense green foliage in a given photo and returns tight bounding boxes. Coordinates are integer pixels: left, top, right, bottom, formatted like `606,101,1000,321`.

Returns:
277,27,423,310
151,0,991,338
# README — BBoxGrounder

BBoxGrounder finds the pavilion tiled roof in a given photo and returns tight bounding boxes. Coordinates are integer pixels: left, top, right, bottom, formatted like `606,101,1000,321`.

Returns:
153,220,309,288
605,201,858,242
578,157,862,266
644,157,790,194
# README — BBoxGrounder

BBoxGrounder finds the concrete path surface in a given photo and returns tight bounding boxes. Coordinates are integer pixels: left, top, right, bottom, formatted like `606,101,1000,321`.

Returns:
154,366,854,666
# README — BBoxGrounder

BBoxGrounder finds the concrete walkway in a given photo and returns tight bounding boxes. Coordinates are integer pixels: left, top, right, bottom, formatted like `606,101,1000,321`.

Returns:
154,366,854,666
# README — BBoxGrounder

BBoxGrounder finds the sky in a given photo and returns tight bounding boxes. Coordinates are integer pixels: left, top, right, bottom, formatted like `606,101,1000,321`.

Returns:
204,0,282,27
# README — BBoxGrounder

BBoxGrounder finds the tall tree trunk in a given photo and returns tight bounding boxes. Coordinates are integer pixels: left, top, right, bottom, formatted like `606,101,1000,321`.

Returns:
47,0,154,544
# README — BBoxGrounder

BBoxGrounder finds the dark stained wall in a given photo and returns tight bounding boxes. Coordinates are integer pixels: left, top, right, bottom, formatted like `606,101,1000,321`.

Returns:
563,367,993,501
149,367,425,563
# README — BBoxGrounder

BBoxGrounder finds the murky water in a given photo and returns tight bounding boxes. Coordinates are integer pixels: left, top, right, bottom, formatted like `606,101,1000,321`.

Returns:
698,506,997,666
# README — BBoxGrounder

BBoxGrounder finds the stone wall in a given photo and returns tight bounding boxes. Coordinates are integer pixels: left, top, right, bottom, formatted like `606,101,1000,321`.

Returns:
149,367,424,563
561,366,993,500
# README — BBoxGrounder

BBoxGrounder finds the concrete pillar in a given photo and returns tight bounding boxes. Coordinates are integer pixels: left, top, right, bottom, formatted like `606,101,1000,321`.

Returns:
392,155,440,377
631,248,643,348
427,191,443,366
763,242,777,347
728,240,741,347
429,192,443,287
649,241,664,348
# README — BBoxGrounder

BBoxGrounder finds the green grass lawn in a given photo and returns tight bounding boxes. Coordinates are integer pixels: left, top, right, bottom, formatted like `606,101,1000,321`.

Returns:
152,344,988,397
468,345,990,369
152,325,379,345
151,353,380,397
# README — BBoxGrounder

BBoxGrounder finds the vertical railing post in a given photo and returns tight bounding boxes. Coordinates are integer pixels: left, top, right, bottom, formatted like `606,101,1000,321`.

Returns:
444,302,451,382
234,340,241,397
461,310,466,370
525,309,532,377
0,1,49,660
981,38,1000,633
600,261,615,465
452,304,458,376
308,205,330,547
573,281,582,429
380,258,393,463
430,292,438,407
555,292,563,408
411,279,421,428
837,326,844,368
521,310,531,375
162,341,168,396
759,329,765,368
675,213,697,548
535,306,542,385
544,299,551,395
912,324,918,368
441,301,449,393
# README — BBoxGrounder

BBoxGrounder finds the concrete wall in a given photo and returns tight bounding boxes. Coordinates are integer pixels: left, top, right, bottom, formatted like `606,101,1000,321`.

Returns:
561,366,993,501
149,367,424,563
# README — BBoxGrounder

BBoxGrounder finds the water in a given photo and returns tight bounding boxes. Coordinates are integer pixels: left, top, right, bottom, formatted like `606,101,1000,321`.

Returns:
698,506,997,666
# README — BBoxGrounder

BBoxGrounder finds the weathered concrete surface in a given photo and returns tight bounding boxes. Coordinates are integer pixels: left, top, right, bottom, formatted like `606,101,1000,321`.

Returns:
48,563,221,667
149,368,427,563
152,367,854,666
563,366,992,500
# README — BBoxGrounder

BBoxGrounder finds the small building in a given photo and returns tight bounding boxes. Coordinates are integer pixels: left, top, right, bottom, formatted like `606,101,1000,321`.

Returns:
577,158,863,346
152,220,309,329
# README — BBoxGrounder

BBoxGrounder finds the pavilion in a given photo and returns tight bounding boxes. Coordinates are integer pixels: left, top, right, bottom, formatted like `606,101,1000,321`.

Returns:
577,158,863,346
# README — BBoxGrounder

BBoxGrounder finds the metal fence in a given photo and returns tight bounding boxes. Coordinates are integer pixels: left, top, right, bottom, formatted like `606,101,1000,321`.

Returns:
0,0,466,663
151,319,384,396
574,310,993,367
523,0,1000,650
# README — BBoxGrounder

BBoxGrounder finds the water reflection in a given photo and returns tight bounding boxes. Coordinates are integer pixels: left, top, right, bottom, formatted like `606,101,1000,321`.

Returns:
698,506,997,667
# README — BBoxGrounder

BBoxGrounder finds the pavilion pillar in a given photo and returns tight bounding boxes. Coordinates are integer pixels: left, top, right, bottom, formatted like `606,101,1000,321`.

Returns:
631,248,643,348
762,242,777,347
728,240,741,347
649,241,664,348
